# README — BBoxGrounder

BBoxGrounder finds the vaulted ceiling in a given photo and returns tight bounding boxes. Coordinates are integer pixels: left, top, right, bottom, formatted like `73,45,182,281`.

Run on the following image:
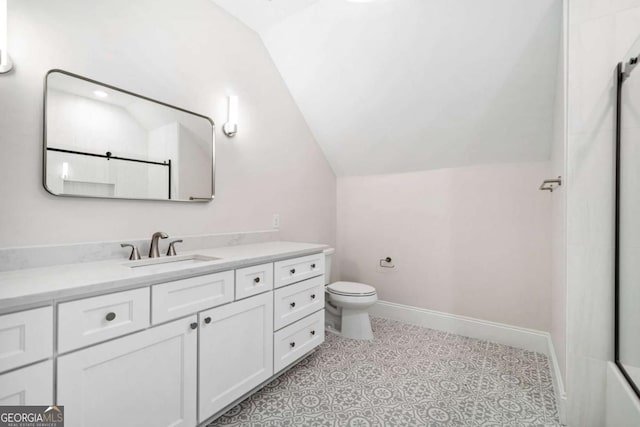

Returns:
212,0,563,176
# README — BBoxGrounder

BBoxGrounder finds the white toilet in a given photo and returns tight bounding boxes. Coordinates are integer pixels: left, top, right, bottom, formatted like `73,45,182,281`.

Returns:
323,248,378,340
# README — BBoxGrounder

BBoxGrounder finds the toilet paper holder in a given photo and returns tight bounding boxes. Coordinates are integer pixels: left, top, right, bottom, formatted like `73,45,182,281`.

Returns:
379,257,395,268
539,176,562,192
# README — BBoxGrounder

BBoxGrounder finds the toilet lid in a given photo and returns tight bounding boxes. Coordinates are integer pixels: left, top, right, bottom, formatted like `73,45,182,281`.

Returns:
327,281,376,296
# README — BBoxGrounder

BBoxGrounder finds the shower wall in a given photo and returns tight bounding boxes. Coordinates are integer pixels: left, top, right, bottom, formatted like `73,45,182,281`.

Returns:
550,11,567,388
566,0,640,425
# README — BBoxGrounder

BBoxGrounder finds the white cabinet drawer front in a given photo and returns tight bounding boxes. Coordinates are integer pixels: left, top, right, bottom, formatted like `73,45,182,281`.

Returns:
274,310,324,373
57,316,197,427
199,292,273,422
0,306,52,373
274,276,325,330
58,288,150,354
235,263,274,300
0,360,53,405
152,270,234,324
274,253,324,288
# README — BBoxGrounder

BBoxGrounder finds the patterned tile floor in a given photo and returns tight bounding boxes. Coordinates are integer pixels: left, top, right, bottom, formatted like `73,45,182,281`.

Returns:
210,318,561,427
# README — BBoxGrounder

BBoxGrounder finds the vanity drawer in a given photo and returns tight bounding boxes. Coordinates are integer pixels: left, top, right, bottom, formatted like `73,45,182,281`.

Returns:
274,310,324,373
235,263,274,300
0,360,53,405
152,270,234,324
58,288,150,354
0,307,53,374
273,275,324,330
274,253,325,289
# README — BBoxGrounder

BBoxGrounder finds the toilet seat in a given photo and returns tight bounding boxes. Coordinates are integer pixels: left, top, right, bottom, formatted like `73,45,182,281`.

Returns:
326,281,376,297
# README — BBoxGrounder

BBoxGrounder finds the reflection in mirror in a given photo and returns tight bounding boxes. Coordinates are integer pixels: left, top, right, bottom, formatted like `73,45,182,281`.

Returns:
44,70,214,202
617,34,640,399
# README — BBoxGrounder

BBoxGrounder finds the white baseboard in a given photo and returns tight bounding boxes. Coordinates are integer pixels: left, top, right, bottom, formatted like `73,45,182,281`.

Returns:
370,301,549,352
370,300,567,423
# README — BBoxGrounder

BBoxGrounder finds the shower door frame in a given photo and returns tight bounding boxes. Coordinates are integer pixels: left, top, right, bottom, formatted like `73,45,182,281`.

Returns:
614,60,640,400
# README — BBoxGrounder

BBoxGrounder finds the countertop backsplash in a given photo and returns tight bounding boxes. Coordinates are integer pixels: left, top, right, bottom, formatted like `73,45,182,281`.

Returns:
0,230,280,272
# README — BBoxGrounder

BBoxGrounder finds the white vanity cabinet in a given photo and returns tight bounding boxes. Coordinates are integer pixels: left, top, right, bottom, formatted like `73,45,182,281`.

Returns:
2,247,326,427
198,292,273,422
57,316,198,427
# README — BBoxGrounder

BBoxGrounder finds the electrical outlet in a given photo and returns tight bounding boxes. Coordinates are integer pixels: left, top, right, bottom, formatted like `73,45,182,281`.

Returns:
272,214,280,229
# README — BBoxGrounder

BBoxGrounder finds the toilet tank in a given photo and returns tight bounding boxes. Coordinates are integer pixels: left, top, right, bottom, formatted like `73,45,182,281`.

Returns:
323,248,335,285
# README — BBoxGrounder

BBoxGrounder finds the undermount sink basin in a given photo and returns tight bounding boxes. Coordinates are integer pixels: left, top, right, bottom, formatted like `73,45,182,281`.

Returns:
123,254,221,273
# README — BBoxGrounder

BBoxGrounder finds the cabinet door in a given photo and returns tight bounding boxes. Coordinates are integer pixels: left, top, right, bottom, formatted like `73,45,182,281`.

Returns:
0,360,53,405
199,292,273,422
57,317,197,427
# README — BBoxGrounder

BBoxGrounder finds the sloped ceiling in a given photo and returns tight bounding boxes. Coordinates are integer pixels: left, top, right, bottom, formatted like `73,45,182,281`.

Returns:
212,0,562,176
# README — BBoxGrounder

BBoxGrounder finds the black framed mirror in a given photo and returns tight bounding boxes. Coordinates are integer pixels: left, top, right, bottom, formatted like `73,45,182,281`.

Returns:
43,70,215,202
615,48,640,399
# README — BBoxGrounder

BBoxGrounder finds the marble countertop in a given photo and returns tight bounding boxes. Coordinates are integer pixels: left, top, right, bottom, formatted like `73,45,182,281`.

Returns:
0,241,328,313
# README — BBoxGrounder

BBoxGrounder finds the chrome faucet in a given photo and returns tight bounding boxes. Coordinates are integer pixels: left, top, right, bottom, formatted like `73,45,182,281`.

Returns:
149,232,168,258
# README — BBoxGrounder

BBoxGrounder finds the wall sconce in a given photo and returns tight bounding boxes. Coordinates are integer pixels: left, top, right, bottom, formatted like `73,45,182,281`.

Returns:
0,0,13,74
223,95,238,137
61,162,69,180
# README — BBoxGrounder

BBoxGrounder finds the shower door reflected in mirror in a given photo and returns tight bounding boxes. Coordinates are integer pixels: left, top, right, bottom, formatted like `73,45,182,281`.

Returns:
44,70,215,202
616,37,640,399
